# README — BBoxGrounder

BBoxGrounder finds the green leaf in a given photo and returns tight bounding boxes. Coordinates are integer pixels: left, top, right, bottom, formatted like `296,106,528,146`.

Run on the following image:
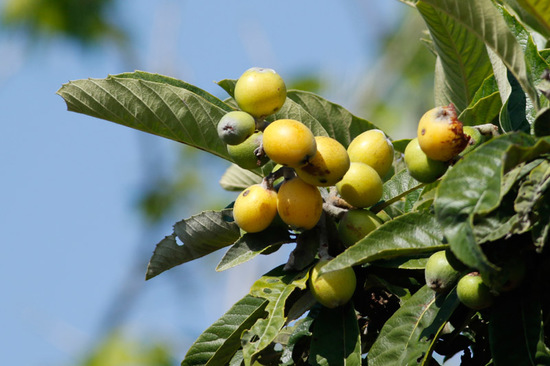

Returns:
381,169,423,204
417,2,493,112
534,107,550,137
532,189,550,251
367,286,461,366
488,290,543,366
242,266,309,365
458,74,502,126
219,164,263,192
216,227,293,272
505,0,550,38
434,133,550,273
515,160,550,232
285,90,378,147
146,209,240,280
57,74,233,161
181,295,268,366
308,304,361,366
420,0,540,110
499,70,530,133
280,316,314,366
320,211,446,275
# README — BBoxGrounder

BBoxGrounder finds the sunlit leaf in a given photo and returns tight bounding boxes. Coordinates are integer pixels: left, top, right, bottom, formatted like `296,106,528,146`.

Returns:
242,266,309,365
216,227,293,272
367,286,460,365
57,73,233,160
417,2,493,112
458,74,501,126
181,295,268,366
421,0,540,109
320,211,445,275
146,210,240,280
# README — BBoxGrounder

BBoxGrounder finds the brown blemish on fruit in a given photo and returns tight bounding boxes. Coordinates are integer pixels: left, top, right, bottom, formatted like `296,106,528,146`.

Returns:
421,128,426,135
242,189,250,197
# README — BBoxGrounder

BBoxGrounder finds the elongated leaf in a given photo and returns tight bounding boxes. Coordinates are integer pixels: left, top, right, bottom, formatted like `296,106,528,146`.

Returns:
146,209,240,280
417,1,493,112
181,295,268,366
285,90,378,147
488,290,543,366
532,189,550,251
368,286,461,365
242,266,309,365
500,70,530,133
308,304,361,366
507,0,550,38
58,74,233,160
421,0,540,109
219,164,263,192
320,211,445,275
375,169,424,213
458,74,501,126
216,227,293,272
515,160,550,232
534,107,550,137
434,133,550,273
281,316,314,366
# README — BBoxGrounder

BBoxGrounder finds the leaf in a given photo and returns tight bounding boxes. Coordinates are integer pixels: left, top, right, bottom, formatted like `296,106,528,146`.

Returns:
146,209,240,280
505,0,550,38
285,90,378,147
458,74,502,126
381,169,423,204
420,0,540,109
216,227,293,272
284,229,320,272
308,304,361,366
219,164,263,191
515,160,550,232
181,295,268,366
241,266,309,365
57,73,233,161
532,189,550,251
417,2,493,112
367,286,461,366
499,70,530,133
488,289,543,366
434,133,550,273
320,211,446,275
534,107,550,137
280,316,314,366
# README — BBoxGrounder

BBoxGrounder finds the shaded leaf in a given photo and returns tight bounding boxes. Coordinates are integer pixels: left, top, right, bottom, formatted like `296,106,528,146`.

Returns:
534,107,550,137
181,295,268,366
434,133,550,273
242,266,309,365
219,164,263,191
320,211,446,275
281,316,314,366
499,70,530,133
216,227,293,272
146,210,240,280
488,289,543,366
308,304,361,366
367,286,461,365
505,0,550,38
57,74,233,160
515,160,550,232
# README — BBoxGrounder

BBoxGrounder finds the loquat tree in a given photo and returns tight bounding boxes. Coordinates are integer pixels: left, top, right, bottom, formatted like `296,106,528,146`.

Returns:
58,1,550,365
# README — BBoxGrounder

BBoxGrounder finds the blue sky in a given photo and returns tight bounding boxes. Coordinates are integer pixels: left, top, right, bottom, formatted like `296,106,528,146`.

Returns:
1,1,405,364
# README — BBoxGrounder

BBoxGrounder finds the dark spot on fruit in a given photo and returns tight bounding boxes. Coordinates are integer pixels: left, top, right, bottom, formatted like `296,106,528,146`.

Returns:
320,178,327,183
421,128,426,135
243,189,250,197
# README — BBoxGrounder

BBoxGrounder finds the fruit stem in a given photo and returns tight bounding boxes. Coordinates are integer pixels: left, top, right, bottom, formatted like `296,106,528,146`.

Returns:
472,123,500,137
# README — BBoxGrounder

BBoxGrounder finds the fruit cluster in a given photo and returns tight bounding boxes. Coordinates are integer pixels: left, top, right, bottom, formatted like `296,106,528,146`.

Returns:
424,249,526,310
216,67,398,308
404,104,486,183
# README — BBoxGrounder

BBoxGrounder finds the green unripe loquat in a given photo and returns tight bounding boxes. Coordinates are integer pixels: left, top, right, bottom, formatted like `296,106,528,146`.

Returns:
233,184,278,233
277,177,323,230
308,260,357,308
347,129,394,178
234,67,287,119
295,136,350,187
425,250,462,293
417,104,469,162
456,273,494,310
262,119,317,167
227,131,269,170
338,209,382,247
404,138,448,183
217,111,256,145
335,162,383,208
